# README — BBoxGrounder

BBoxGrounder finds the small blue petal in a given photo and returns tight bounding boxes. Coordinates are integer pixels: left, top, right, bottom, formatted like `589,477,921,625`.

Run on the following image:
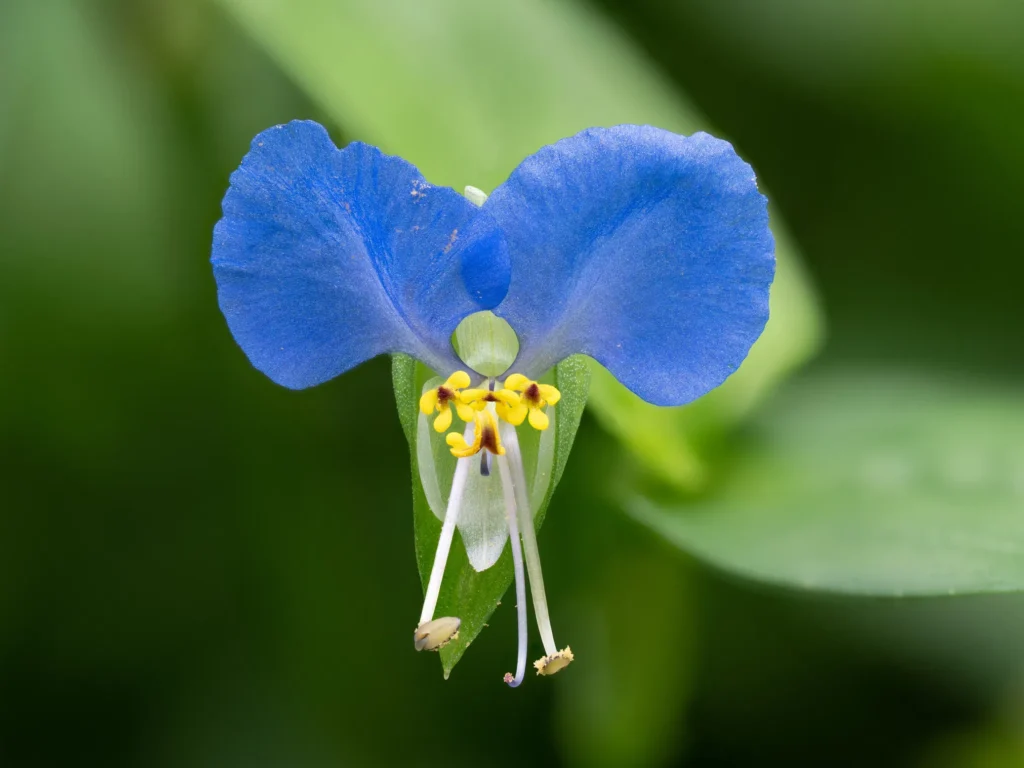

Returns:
485,126,775,406
212,121,509,388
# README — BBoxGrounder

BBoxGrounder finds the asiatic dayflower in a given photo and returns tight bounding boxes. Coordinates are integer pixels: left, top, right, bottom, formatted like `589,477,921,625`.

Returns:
211,120,774,686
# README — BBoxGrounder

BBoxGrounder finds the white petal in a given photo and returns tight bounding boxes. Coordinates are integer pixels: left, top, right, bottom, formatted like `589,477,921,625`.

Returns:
417,393,509,572
457,457,510,572
416,376,455,523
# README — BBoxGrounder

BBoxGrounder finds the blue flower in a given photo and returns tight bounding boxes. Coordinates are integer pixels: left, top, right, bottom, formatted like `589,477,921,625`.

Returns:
212,120,774,686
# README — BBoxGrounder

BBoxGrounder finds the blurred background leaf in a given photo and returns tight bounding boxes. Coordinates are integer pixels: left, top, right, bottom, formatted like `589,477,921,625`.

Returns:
631,370,1024,594
212,0,701,188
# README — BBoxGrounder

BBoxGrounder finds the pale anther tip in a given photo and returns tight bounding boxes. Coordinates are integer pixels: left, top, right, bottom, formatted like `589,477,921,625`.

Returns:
534,646,574,676
464,186,488,207
414,616,461,652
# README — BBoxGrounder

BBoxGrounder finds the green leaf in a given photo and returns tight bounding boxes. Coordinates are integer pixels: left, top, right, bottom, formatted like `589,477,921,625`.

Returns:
392,354,588,675
629,370,1024,595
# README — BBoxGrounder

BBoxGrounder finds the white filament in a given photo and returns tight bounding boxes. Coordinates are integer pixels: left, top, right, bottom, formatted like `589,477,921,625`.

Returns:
501,423,558,656
419,450,471,625
496,453,528,687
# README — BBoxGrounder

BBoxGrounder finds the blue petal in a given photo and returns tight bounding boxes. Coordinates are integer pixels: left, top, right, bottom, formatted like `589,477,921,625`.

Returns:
212,121,510,388
485,126,775,406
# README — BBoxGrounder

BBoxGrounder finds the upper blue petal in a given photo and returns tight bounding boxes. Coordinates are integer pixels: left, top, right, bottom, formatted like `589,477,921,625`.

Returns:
485,125,775,406
212,120,510,388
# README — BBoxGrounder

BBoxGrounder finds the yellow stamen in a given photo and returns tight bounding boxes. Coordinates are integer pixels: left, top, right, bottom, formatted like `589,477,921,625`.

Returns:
454,401,477,423
418,371,474,433
460,386,521,414
433,405,453,433
537,384,561,405
503,373,529,391
418,388,438,414
527,407,549,431
496,400,528,426
499,374,560,430
445,371,472,390
446,409,505,458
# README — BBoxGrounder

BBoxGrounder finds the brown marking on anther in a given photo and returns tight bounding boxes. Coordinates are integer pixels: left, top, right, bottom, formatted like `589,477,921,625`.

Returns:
480,425,499,454
436,386,453,406
524,382,541,405
503,672,515,684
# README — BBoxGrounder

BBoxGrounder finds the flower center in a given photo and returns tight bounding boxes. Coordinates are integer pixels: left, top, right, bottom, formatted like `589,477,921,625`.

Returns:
414,368,572,686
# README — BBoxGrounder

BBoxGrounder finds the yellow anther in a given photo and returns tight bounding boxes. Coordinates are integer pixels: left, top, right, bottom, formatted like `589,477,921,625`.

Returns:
460,387,520,410
500,374,561,431
446,409,505,458
461,387,525,429
528,407,549,431
418,371,473,433
454,400,477,423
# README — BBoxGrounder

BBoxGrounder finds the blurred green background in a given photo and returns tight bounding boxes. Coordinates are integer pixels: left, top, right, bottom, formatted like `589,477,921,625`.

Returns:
2,0,1023,766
